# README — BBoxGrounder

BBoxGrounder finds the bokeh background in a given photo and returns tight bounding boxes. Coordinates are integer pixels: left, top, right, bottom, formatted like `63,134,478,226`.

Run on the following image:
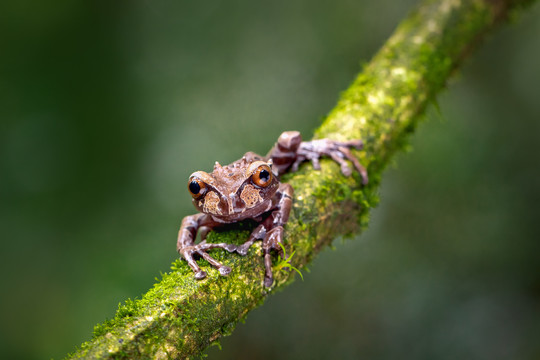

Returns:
1,1,539,359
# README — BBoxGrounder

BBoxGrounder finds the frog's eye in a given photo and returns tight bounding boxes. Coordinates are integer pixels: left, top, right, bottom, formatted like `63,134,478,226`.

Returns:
251,165,273,187
188,178,207,199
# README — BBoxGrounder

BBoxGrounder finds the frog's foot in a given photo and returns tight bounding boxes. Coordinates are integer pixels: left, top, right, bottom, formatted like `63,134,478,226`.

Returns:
295,139,368,185
179,242,237,278
331,145,369,184
236,224,266,256
262,226,285,287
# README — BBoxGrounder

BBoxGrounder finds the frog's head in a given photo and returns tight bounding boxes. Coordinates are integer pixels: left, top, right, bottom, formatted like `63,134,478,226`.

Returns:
187,157,279,221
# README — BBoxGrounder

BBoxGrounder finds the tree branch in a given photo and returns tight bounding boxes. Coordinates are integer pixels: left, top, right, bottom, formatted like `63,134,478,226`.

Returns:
67,0,536,358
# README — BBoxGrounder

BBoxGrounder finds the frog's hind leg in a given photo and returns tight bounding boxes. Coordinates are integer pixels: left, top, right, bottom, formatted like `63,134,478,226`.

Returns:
177,214,237,279
266,131,368,185
328,145,368,184
334,142,368,185
297,138,369,185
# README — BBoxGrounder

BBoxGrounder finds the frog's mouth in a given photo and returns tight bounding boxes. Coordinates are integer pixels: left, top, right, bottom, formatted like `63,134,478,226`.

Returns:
205,186,277,222
219,198,275,222
224,190,270,217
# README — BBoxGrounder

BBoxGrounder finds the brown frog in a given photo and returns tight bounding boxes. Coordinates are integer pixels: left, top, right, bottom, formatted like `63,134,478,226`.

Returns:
177,131,368,287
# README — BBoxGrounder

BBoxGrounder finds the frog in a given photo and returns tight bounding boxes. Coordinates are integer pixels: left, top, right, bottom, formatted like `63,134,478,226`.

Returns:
177,131,368,287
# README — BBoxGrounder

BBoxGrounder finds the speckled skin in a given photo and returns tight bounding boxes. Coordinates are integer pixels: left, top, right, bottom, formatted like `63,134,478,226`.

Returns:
177,131,367,287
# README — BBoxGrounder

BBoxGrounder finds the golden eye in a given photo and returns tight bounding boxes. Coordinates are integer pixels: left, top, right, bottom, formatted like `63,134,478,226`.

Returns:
188,177,207,199
251,165,273,187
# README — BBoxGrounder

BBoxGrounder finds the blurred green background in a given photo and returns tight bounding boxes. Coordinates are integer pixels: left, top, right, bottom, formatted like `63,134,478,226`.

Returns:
1,0,539,359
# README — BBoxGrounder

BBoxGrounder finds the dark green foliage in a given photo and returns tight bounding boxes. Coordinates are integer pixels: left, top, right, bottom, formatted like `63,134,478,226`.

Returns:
64,0,538,358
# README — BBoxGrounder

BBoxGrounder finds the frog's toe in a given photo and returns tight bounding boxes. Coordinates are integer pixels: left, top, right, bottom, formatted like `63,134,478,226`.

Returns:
236,244,250,256
219,266,232,276
340,164,352,176
310,157,321,170
223,243,237,253
194,270,207,280
264,276,274,288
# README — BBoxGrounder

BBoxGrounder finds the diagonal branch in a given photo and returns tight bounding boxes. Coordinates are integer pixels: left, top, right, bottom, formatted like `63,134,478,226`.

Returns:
67,0,536,358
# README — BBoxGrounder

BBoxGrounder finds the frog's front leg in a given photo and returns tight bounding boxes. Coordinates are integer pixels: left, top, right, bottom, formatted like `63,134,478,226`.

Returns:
236,183,294,287
177,213,237,279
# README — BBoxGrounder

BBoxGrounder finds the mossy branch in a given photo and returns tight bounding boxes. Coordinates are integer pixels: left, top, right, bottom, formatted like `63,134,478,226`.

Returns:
67,0,536,358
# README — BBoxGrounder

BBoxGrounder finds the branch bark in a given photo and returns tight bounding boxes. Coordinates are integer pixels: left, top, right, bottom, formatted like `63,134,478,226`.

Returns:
67,0,536,358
